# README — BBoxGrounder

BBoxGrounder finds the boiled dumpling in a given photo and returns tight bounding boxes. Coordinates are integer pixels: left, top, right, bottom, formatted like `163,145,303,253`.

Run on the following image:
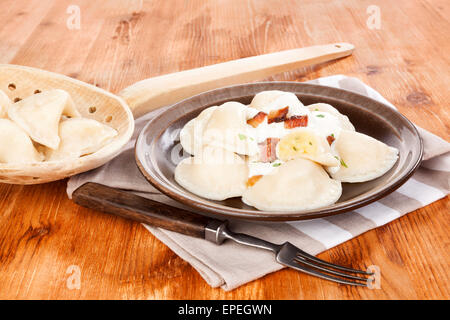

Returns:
179,106,217,155
0,119,43,163
328,130,399,182
8,89,81,149
276,128,339,167
250,90,307,117
242,158,342,211
250,90,306,115
306,103,355,131
175,146,248,200
250,90,286,109
0,90,11,118
45,118,117,161
202,102,258,156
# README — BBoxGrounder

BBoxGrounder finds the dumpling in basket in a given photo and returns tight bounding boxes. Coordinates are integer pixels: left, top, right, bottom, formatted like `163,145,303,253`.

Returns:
8,89,81,149
328,130,399,182
175,146,248,201
45,118,117,161
250,90,306,116
0,119,43,163
242,158,342,211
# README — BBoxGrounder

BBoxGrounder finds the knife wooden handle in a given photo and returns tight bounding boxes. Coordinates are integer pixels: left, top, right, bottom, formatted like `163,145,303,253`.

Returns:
120,42,354,117
72,182,218,239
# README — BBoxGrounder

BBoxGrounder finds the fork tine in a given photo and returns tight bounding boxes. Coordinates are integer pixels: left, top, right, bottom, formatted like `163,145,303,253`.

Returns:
287,259,367,287
296,249,372,275
294,256,369,282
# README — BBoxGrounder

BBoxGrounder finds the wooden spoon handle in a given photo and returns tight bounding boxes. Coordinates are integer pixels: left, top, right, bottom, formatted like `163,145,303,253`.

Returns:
72,182,217,239
120,42,354,117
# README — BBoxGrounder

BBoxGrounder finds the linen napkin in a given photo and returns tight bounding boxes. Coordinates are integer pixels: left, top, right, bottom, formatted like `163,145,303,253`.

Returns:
67,76,449,291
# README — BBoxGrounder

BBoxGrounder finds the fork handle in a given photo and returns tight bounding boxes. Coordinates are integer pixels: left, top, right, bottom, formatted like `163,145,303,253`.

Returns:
72,182,225,240
120,43,354,117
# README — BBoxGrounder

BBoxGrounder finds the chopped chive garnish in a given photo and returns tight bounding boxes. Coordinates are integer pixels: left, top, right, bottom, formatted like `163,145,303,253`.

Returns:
272,162,281,167
315,108,319,111
316,114,325,118
334,156,348,168
309,141,313,145
238,133,246,140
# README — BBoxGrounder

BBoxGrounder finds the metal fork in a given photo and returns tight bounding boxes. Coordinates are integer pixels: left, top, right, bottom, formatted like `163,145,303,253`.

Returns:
73,182,372,287
206,220,371,286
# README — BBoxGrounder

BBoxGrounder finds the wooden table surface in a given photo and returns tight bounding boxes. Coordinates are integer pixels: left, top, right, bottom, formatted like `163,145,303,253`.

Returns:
0,0,448,300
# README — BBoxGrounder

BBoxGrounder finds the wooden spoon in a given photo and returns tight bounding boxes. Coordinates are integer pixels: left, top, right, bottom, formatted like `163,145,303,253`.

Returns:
0,43,353,184
121,42,354,118
0,64,134,184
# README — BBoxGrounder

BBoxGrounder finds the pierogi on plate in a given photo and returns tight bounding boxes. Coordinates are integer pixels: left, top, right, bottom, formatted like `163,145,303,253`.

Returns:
0,89,117,164
176,90,399,212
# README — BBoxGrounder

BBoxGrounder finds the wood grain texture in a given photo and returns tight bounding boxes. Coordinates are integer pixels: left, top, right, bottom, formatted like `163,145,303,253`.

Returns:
0,64,134,184
0,0,448,299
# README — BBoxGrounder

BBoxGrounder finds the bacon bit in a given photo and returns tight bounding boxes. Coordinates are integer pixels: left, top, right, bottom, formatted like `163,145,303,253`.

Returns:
247,175,262,187
267,107,289,124
247,112,267,128
326,134,335,145
284,115,308,129
258,137,280,162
